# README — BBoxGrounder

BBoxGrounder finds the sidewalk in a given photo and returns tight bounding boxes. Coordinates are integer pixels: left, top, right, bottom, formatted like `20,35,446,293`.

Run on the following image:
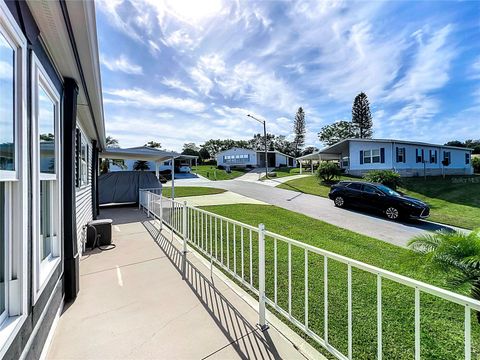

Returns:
46,207,323,359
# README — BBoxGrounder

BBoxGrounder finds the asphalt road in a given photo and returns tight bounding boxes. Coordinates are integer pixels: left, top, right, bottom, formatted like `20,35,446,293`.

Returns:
171,178,458,247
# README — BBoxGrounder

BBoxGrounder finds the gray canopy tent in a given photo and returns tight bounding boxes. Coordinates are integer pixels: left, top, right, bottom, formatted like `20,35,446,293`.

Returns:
100,147,198,199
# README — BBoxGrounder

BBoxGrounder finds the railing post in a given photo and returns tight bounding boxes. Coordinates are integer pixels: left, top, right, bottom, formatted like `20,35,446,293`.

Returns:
138,190,142,210
182,201,188,280
258,223,268,330
147,191,151,217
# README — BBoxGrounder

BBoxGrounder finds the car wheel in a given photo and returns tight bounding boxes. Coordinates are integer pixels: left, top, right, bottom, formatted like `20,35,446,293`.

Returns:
385,207,400,220
334,196,345,208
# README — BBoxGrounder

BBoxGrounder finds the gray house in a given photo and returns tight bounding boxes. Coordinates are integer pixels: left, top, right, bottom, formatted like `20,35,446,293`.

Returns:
297,139,474,177
0,1,105,358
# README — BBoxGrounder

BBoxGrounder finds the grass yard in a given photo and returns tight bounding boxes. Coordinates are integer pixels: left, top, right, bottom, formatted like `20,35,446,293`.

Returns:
161,186,226,198
194,165,249,180
266,166,301,178
278,175,480,229
194,204,479,359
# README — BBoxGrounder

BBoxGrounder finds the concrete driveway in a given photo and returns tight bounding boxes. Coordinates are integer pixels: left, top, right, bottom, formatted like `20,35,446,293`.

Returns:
171,178,458,247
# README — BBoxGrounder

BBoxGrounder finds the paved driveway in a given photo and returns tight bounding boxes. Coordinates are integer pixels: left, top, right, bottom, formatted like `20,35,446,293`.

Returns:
171,179,458,247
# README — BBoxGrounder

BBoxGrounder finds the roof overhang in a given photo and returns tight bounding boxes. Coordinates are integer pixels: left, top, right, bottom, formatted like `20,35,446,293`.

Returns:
26,0,106,148
297,140,349,161
100,148,198,162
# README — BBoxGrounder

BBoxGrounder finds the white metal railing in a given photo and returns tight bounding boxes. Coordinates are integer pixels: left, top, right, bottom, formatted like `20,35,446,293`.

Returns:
140,190,480,360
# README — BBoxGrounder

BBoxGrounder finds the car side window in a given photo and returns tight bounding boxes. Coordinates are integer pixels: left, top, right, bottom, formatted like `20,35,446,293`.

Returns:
346,183,362,191
362,185,378,194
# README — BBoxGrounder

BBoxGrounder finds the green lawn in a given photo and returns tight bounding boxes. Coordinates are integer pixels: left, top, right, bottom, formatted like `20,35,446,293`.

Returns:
278,175,480,229
195,204,479,359
266,166,301,178
194,165,249,180
162,186,226,198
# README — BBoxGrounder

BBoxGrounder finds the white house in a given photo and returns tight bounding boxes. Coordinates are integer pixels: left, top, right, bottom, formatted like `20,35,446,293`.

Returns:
0,1,105,358
216,147,296,168
297,139,474,177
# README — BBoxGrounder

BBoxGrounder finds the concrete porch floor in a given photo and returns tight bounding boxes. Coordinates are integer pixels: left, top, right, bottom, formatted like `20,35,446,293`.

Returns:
46,207,318,359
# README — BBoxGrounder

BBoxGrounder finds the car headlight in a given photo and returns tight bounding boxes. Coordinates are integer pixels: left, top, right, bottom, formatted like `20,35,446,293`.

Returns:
406,202,421,208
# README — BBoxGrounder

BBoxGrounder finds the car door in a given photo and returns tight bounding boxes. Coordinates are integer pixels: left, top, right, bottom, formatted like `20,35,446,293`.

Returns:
344,183,364,205
361,184,384,209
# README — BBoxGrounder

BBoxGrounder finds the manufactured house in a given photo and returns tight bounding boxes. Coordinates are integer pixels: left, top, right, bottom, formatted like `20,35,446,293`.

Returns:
297,139,474,176
216,147,296,168
0,1,105,358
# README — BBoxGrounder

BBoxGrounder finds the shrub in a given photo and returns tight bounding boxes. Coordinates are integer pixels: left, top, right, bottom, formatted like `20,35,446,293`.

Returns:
363,170,401,190
316,162,341,184
217,165,225,170
473,156,480,173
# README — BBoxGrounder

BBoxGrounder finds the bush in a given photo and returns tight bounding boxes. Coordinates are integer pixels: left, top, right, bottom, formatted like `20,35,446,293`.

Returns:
217,165,225,170
473,156,480,173
363,170,401,190
316,162,341,184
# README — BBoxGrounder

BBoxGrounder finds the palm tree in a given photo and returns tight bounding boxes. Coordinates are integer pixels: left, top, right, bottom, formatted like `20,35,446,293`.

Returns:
133,160,150,171
409,229,480,322
100,136,127,174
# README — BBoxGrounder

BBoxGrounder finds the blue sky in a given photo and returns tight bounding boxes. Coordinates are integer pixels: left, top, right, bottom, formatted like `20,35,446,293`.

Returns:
95,0,480,152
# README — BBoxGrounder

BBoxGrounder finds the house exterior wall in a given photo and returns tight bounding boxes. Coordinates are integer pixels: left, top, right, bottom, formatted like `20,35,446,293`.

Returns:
75,122,93,255
348,140,473,177
216,148,257,167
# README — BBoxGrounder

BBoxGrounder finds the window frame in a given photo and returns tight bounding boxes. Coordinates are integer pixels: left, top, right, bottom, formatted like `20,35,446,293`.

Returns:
31,54,62,303
396,147,405,163
465,153,470,165
0,1,29,353
76,127,90,188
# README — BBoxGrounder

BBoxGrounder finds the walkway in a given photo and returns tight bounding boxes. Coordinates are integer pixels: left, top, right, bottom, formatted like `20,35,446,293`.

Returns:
178,190,267,206
46,207,320,360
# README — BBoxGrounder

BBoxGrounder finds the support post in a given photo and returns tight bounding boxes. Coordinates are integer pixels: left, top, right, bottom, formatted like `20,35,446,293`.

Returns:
311,160,314,174
171,157,175,199
258,223,268,330
155,162,159,179
300,161,302,174
182,201,188,279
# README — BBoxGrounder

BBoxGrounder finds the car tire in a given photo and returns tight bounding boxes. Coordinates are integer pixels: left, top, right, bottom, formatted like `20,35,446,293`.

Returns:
334,196,345,208
385,207,400,220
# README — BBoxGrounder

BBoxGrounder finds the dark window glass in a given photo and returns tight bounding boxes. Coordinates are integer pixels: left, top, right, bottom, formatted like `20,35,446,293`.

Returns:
347,183,362,190
362,185,377,194
39,86,55,174
0,33,15,171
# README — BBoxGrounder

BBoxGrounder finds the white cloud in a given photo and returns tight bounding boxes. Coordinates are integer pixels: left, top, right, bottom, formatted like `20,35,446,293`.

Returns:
100,55,143,74
161,78,197,96
0,61,13,80
104,88,206,112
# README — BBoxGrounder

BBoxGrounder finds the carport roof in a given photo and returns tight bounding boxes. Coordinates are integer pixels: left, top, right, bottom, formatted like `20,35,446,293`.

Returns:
100,146,198,162
297,140,349,161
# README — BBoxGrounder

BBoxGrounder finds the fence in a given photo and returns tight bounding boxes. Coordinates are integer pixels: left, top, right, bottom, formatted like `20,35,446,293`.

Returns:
140,189,480,360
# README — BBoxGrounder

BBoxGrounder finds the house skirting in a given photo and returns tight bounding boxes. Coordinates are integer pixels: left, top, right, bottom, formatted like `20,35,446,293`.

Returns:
347,168,473,177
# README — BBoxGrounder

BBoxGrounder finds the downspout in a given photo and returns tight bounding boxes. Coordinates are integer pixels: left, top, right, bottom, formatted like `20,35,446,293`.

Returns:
91,140,99,219
63,78,80,302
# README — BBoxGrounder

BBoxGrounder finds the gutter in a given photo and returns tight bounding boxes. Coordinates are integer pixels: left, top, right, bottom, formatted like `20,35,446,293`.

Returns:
58,0,103,150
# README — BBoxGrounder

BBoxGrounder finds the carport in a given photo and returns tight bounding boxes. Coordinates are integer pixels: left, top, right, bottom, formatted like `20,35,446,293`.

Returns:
100,147,198,198
296,141,349,174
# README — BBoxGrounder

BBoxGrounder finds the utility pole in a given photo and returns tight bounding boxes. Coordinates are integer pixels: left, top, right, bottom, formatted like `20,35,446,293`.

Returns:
247,114,268,179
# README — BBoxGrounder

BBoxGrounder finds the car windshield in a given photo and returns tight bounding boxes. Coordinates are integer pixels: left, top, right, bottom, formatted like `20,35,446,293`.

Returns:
376,184,401,197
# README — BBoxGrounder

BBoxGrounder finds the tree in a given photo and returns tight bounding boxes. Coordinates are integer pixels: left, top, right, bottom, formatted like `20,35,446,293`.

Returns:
183,143,199,152
301,146,318,156
446,139,480,154
199,147,210,161
409,229,480,323
100,136,126,174
273,135,295,156
444,140,465,148
293,107,306,156
352,92,373,138
133,160,150,171
145,140,161,148
249,133,276,151
182,148,200,157
318,121,358,146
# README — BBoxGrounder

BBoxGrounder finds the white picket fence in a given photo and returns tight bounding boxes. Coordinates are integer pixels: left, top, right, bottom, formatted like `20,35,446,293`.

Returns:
139,189,480,360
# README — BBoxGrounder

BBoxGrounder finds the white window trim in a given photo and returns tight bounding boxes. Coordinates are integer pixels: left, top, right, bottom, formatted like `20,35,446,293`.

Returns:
0,2,29,357
76,125,90,189
31,54,62,304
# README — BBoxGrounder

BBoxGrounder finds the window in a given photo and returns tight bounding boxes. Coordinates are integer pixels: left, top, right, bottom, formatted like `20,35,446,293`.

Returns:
430,150,437,164
346,182,362,191
466,153,470,165
223,154,249,164
362,184,378,194
443,151,451,165
396,147,405,163
0,0,28,334
32,55,61,300
362,149,381,164
416,149,424,163
76,129,89,187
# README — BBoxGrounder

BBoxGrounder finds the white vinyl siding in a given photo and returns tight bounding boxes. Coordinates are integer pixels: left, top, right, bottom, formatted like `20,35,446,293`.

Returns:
75,124,93,255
